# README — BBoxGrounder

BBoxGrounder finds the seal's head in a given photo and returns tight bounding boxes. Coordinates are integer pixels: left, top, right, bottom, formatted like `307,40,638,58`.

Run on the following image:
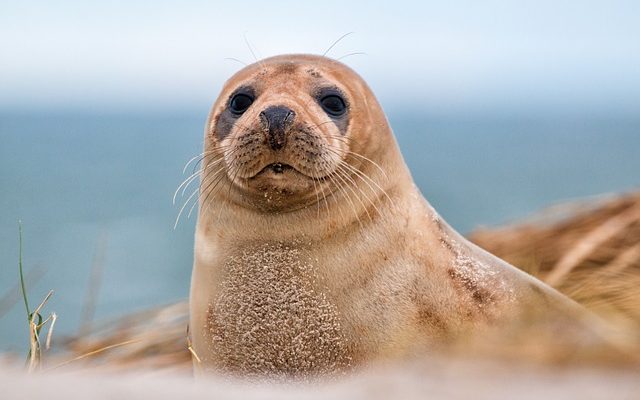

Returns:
202,54,394,213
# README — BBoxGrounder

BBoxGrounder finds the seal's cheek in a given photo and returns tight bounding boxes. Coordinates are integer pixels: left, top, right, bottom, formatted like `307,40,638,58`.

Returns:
213,111,238,141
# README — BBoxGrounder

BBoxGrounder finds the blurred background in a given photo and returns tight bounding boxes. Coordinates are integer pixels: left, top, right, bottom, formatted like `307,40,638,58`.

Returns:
1,1,638,351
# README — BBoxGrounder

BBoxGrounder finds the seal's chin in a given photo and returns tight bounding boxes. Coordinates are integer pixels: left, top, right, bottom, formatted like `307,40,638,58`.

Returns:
232,161,320,211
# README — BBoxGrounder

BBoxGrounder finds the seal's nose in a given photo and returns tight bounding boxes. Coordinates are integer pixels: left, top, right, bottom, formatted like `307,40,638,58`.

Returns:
259,106,295,150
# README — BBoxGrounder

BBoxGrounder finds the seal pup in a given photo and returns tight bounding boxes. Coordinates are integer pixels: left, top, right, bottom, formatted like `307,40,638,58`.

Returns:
189,54,613,379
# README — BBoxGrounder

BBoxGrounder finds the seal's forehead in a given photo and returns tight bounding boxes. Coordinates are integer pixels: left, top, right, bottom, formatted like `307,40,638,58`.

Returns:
225,54,356,87
263,61,329,82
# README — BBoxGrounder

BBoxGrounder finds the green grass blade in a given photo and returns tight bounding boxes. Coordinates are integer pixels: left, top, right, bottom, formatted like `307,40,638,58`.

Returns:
18,221,31,319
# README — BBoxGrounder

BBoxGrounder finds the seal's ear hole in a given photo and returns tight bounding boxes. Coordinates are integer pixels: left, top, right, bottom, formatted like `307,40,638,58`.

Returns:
320,95,347,117
229,94,254,115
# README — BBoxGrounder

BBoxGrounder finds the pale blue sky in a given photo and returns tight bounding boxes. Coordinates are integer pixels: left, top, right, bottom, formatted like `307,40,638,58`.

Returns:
1,1,639,115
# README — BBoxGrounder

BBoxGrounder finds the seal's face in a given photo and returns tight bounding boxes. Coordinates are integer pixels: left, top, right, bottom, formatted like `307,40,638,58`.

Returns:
203,55,379,213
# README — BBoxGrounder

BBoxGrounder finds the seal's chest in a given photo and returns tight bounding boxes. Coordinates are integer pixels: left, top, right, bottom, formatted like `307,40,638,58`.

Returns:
205,243,351,378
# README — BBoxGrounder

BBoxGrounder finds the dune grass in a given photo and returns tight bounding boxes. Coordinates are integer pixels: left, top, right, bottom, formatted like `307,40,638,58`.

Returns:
17,221,57,372
470,191,640,332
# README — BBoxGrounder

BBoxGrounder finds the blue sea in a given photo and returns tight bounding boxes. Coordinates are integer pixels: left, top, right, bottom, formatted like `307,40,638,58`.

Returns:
0,112,638,351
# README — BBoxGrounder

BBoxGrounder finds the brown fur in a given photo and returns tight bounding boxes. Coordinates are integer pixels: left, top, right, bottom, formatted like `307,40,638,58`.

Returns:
189,55,616,380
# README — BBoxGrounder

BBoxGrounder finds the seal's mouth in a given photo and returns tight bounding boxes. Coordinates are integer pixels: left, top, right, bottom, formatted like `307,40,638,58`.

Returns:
267,163,292,174
245,162,326,184
257,162,295,174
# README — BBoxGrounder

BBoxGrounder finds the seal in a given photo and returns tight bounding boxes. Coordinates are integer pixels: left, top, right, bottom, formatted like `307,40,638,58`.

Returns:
189,54,613,379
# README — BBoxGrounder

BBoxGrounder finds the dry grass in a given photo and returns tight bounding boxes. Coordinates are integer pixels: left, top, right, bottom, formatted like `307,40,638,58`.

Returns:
50,302,191,373
49,191,640,372
470,191,640,332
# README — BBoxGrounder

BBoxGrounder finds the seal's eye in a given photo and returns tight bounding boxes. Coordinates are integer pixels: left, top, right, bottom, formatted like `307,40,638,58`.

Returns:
229,94,254,115
320,95,346,117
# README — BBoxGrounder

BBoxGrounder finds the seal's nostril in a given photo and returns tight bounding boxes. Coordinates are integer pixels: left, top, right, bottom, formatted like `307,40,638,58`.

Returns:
259,111,269,130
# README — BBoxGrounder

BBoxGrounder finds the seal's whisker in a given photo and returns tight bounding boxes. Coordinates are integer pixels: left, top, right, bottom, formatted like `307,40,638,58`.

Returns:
324,145,393,206
323,165,347,224
197,148,237,189
199,147,245,217
328,147,388,180
196,173,226,219
325,134,351,146
184,187,202,221
243,32,264,68
224,57,248,67
317,132,351,148
182,150,216,174
191,167,230,218
296,127,352,163
175,182,206,229
214,164,242,225
335,161,382,218
344,162,394,209
328,166,363,227
224,121,257,140
181,163,228,220
225,162,243,199
312,164,332,218
336,52,367,61
322,32,354,57
306,120,345,134
343,151,387,179
196,155,240,218
317,163,341,221
334,166,372,222
185,142,235,170
191,146,234,174
188,166,228,219
197,152,228,176
312,134,383,177
174,168,204,205
323,144,378,183
177,147,241,226
310,165,322,218
174,155,228,204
